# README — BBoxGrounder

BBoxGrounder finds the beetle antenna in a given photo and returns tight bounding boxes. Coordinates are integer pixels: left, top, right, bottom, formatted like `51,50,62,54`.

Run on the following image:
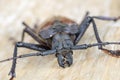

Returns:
0,57,14,63
22,22,30,28
0,54,32,63
0,52,42,63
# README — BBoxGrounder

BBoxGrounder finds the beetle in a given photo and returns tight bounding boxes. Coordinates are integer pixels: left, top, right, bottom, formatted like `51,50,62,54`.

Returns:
0,12,120,80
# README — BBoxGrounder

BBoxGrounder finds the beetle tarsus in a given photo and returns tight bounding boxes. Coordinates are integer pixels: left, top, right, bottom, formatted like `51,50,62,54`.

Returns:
9,76,15,80
9,71,16,80
101,48,120,57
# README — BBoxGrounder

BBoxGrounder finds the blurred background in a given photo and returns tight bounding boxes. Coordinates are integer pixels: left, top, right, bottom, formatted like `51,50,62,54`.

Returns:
0,0,120,80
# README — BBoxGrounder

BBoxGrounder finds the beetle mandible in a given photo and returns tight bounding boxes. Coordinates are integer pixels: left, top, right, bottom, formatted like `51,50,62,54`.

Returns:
0,12,120,80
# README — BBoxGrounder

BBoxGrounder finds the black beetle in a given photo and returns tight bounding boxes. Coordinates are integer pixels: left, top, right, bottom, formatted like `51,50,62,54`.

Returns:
0,12,120,80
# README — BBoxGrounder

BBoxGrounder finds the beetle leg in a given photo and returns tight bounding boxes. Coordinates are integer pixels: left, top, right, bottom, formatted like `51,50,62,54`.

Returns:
8,49,56,80
75,15,120,45
8,44,17,79
90,18,120,57
92,16,120,22
72,42,120,57
76,14,120,44
22,22,49,48
15,42,48,51
8,42,50,80
75,16,100,44
22,22,36,41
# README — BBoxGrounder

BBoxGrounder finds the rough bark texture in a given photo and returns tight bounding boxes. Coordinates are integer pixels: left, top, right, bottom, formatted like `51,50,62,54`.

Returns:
0,0,120,80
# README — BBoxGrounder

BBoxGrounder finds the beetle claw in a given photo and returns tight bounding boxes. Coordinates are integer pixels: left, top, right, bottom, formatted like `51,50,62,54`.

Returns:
8,71,16,80
102,49,120,57
9,76,15,80
109,50,120,57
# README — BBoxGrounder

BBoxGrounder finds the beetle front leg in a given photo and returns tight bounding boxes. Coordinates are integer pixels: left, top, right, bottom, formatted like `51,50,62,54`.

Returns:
8,49,56,80
9,44,17,80
8,42,48,80
72,42,120,57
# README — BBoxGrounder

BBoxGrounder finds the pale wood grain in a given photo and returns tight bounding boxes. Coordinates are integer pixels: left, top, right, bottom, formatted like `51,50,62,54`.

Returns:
0,0,120,80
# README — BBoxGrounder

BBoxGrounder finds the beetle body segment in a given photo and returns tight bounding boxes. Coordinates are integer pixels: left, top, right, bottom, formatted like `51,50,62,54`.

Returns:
38,17,78,67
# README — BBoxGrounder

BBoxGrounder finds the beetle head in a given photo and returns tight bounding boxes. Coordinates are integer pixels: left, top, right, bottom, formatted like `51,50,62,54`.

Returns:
56,50,73,68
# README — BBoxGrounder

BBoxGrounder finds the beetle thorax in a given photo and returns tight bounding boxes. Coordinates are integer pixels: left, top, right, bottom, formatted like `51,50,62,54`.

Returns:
52,33,74,50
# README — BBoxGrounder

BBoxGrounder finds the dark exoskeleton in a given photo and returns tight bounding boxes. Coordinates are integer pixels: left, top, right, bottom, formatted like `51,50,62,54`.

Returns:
0,12,120,80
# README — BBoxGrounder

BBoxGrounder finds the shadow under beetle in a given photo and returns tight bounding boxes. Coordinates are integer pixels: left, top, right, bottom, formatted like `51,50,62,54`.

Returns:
0,12,120,80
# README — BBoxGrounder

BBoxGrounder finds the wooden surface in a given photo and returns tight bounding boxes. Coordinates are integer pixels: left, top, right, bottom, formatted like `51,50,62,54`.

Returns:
0,0,120,80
